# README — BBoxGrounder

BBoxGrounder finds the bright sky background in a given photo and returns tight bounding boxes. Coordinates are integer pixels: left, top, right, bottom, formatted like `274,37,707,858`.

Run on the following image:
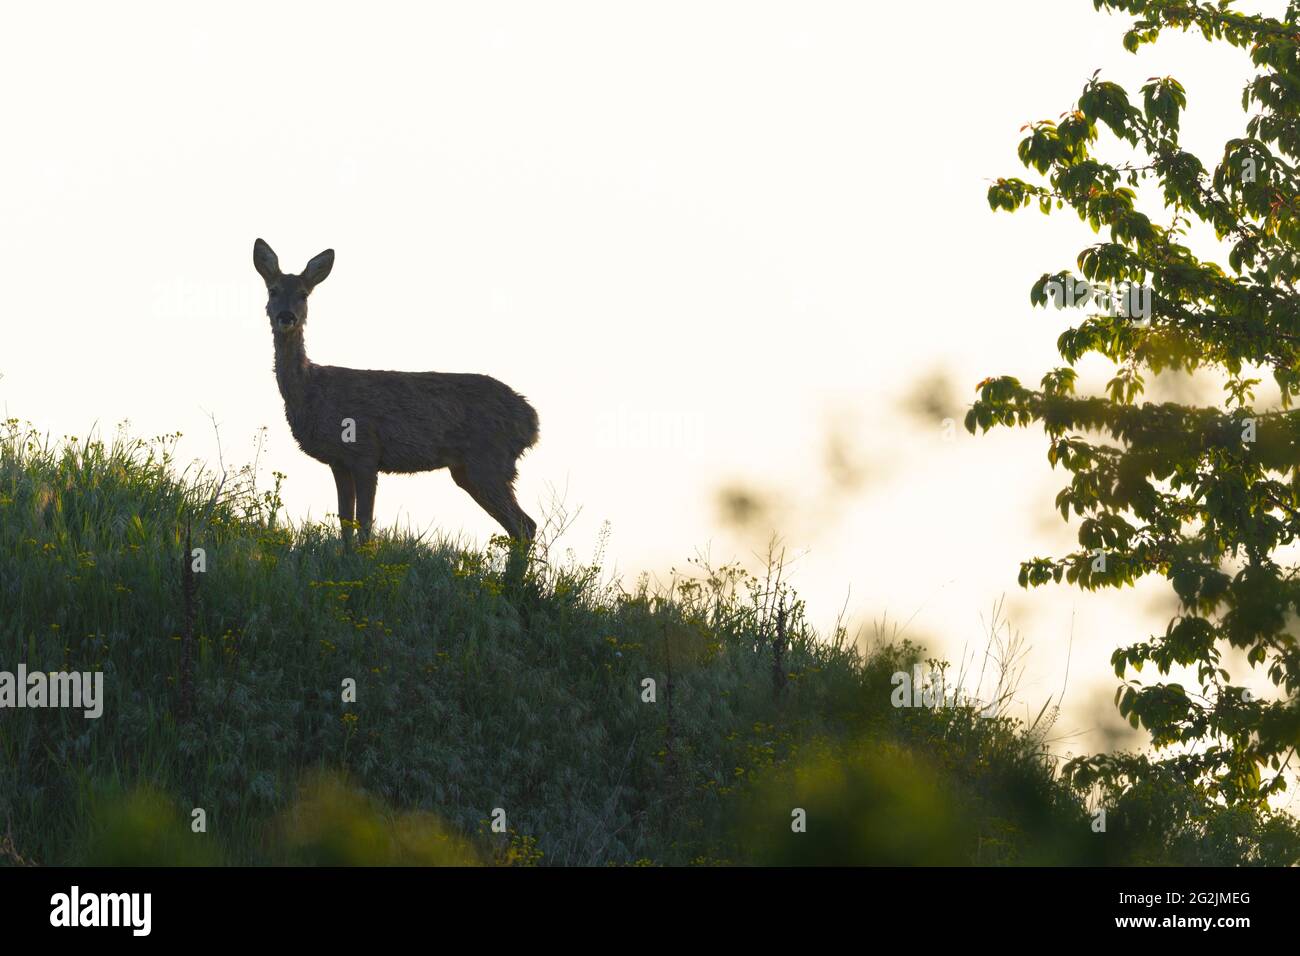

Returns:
1,0,1293,773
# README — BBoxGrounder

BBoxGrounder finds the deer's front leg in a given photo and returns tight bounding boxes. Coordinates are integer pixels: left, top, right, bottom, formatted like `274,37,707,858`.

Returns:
331,464,356,548
354,465,379,544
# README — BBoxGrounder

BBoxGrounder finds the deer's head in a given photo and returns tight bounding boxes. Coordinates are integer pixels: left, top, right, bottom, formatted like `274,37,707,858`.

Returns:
253,238,334,334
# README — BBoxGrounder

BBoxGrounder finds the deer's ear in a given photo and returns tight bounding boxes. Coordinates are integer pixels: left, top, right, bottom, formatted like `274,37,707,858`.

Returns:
302,248,335,290
253,239,281,283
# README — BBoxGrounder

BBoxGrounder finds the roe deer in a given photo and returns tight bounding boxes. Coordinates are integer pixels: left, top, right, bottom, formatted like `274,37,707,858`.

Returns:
253,238,539,548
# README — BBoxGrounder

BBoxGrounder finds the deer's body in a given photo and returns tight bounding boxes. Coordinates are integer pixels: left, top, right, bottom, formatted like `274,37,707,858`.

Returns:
256,239,539,546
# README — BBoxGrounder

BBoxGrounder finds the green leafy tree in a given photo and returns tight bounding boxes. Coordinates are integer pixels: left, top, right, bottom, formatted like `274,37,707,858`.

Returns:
976,0,1300,810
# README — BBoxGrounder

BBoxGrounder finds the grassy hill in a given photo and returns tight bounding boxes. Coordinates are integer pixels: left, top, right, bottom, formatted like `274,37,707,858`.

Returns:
0,420,1296,866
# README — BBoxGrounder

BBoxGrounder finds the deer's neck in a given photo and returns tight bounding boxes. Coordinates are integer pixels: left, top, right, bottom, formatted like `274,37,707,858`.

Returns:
273,330,312,406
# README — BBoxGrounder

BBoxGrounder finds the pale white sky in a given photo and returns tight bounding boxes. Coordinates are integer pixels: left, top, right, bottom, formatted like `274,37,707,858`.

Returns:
0,0,1291,764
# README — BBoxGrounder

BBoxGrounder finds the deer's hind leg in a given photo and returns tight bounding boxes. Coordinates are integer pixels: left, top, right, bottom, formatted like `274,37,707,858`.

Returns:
331,464,356,548
450,460,536,543
353,463,379,544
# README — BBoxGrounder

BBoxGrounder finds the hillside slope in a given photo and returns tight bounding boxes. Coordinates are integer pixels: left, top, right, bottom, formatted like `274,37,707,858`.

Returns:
0,422,1295,865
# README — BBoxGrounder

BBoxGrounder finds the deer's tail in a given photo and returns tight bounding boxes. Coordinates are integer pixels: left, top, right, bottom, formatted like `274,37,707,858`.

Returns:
515,395,540,456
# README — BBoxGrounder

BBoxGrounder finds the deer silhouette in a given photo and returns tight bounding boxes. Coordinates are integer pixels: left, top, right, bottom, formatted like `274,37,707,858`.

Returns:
253,238,539,548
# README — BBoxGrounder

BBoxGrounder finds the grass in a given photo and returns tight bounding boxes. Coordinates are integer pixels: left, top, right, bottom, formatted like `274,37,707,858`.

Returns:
0,419,1297,865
